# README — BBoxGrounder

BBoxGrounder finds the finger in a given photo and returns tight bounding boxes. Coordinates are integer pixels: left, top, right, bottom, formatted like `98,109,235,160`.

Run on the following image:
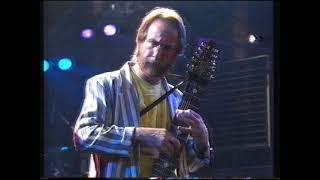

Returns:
177,126,192,135
168,134,181,151
183,109,204,123
185,111,205,128
162,140,174,157
183,114,198,127
176,110,196,126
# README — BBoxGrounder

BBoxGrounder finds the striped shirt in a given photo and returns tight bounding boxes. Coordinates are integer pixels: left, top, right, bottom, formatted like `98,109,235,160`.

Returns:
73,61,211,177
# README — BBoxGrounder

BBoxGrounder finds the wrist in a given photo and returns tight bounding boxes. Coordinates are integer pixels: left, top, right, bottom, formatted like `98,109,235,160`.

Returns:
134,127,142,144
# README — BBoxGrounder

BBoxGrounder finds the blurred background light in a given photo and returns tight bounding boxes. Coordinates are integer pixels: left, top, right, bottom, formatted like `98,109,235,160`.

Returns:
44,60,50,72
248,34,257,43
81,29,94,39
58,58,73,71
104,24,117,36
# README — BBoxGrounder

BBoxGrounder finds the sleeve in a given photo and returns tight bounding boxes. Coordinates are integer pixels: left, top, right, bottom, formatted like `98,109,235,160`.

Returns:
73,77,136,158
185,137,212,173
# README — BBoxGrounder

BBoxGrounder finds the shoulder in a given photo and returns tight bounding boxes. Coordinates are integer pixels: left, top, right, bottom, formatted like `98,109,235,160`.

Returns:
86,70,122,86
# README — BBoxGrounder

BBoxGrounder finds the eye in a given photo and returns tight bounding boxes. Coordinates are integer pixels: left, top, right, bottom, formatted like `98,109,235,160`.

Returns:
146,39,159,47
163,45,174,51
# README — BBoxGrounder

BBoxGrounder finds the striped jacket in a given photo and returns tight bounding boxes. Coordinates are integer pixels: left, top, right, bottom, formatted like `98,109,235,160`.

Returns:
73,61,211,177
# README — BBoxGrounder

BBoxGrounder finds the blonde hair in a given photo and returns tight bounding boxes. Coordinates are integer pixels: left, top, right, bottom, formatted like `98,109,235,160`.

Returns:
131,7,186,61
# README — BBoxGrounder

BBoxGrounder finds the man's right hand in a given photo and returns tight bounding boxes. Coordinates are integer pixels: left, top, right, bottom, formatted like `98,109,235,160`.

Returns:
135,127,181,158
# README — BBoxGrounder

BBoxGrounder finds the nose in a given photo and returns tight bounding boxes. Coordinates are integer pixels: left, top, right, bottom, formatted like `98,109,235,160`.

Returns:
152,45,163,57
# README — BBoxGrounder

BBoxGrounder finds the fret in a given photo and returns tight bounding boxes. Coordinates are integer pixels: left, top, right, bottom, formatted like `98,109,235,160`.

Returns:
179,82,199,110
181,91,200,100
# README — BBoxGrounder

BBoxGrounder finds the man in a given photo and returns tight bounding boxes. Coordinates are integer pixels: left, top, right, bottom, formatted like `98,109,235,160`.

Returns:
73,7,212,178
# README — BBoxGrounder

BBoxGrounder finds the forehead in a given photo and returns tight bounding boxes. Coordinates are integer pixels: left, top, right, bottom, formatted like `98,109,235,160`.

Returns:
146,19,178,44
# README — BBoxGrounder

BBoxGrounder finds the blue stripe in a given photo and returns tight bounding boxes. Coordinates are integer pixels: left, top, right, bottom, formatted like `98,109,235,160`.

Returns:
125,167,131,177
85,144,129,156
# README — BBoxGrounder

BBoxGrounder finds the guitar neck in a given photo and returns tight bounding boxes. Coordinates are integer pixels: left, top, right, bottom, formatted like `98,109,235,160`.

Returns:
170,80,201,143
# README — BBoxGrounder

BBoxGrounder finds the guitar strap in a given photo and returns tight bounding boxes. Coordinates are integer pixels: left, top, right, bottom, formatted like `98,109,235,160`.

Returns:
140,79,187,117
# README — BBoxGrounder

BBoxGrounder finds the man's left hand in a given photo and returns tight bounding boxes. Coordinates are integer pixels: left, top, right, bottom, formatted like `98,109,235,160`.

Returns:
175,109,209,152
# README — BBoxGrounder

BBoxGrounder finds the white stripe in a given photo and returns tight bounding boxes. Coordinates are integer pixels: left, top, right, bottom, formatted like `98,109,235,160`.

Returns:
88,155,96,177
78,125,131,145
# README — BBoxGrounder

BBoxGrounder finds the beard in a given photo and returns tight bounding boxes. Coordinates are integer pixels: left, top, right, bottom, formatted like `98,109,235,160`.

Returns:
139,57,173,78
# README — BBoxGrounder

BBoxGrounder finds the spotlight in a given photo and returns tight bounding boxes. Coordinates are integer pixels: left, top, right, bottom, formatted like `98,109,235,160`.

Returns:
104,24,117,36
248,34,263,43
110,4,115,10
248,34,256,43
81,29,94,39
58,58,73,71
43,60,49,72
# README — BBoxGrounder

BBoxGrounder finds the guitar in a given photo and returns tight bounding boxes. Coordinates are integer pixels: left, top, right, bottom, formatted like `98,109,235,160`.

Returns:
151,40,219,177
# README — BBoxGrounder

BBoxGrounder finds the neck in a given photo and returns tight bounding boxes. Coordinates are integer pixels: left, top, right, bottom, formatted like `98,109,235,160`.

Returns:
132,64,162,85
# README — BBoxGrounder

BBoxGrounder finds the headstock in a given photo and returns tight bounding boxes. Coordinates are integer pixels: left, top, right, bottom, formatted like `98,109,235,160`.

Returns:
186,40,219,85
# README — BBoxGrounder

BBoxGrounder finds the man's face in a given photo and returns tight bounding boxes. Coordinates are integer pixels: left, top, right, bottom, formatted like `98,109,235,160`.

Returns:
137,19,179,78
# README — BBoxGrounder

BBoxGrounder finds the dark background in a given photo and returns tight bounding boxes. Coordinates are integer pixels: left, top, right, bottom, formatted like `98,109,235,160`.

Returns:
42,1,276,178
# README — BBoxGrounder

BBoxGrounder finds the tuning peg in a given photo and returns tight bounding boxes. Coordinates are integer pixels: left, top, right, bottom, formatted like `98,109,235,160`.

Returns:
210,60,216,66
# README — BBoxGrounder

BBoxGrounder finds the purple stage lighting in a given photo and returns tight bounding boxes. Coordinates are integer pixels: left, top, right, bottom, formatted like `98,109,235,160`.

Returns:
81,29,94,39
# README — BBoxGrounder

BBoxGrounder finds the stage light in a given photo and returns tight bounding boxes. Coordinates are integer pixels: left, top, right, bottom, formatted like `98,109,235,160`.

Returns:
58,58,73,71
44,60,49,72
110,4,115,10
248,34,263,44
104,24,117,36
248,34,257,43
81,29,94,39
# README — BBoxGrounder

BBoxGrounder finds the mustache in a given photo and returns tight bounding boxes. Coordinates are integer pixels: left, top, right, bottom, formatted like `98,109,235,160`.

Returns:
146,56,158,61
